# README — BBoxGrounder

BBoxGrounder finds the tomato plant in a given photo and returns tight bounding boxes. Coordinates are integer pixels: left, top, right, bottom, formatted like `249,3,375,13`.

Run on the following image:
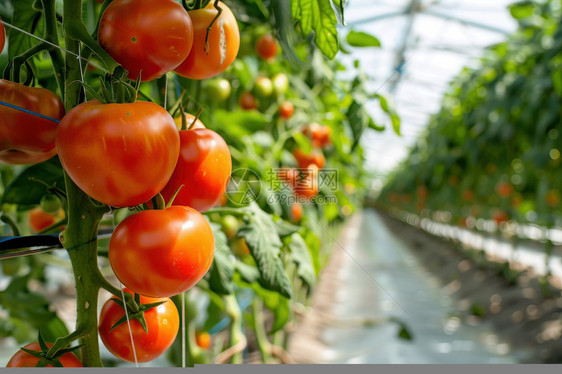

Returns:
0,0,375,367
7,343,82,367
98,0,193,81
109,206,214,297
255,34,277,61
56,100,180,207
175,1,239,79
0,80,64,165
98,291,179,363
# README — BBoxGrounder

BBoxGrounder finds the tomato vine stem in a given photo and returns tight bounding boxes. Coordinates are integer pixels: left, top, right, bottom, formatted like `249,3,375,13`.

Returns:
61,0,111,366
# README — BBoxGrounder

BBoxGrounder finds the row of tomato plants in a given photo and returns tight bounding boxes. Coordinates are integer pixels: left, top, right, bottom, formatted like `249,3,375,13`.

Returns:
0,0,386,367
380,0,562,233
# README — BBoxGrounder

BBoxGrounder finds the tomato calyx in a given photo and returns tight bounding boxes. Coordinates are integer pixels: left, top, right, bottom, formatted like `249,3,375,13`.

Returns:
108,293,166,333
20,332,83,368
76,67,140,104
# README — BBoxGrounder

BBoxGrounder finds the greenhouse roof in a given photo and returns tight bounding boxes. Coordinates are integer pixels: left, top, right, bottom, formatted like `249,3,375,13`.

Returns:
343,0,518,176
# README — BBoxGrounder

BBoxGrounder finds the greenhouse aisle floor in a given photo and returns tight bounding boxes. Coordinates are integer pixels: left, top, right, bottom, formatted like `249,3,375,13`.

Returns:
288,209,523,364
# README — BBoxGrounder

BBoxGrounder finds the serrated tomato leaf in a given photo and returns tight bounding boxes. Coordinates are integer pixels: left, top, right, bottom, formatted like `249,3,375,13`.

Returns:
237,203,292,298
207,223,234,295
286,233,316,288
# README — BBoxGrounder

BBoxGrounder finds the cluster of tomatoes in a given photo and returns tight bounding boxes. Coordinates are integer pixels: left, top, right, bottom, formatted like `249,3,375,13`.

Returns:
275,123,332,222
3,0,238,366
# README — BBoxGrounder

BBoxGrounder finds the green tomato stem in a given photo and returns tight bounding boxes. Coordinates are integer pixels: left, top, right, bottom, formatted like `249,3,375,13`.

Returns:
252,297,272,364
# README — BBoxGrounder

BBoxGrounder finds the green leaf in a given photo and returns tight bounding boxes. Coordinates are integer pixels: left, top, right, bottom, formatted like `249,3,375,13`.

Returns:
391,113,401,136
1,157,64,206
509,1,534,19
237,203,293,298
314,0,339,59
346,30,381,48
292,132,313,154
346,99,367,149
207,223,234,295
234,261,261,284
211,110,268,139
8,0,43,60
293,0,339,59
287,233,316,288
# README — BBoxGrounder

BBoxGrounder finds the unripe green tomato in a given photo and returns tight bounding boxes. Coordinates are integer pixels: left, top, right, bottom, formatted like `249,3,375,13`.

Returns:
221,214,239,239
205,78,231,102
40,193,61,214
253,76,273,98
272,73,289,95
2,257,25,276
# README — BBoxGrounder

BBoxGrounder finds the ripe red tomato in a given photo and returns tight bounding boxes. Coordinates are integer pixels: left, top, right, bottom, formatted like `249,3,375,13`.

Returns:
279,102,294,119
175,1,239,80
109,206,214,297
98,291,179,363
492,210,508,225
160,127,231,212
255,34,277,60
291,202,303,222
0,80,64,165
7,343,82,367
495,182,513,198
28,206,64,232
293,149,325,169
0,17,5,53
56,100,179,207
98,0,193,81
292,165,319,199
195,331,211,350
174,113,206,131
302,123,331,148
239,92,257,110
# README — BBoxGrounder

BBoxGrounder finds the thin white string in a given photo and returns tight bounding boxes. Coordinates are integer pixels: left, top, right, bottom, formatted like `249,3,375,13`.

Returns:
77,42,86,97
181,292,186,368
118,283,139,367
0,20,87,61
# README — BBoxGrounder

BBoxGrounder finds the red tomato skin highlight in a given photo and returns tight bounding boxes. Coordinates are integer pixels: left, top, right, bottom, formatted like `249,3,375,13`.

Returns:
56,100,180,207
109,206,215,298
161,128,232,212
98,0,194,81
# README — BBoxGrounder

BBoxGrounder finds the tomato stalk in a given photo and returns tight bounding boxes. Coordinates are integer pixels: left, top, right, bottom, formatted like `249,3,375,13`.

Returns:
224,295,244,364
252,298,272,364
42,0,65,96
61,0,110,366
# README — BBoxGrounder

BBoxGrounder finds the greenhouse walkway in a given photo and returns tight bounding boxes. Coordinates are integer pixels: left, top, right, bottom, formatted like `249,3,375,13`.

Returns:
288,209,520,364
